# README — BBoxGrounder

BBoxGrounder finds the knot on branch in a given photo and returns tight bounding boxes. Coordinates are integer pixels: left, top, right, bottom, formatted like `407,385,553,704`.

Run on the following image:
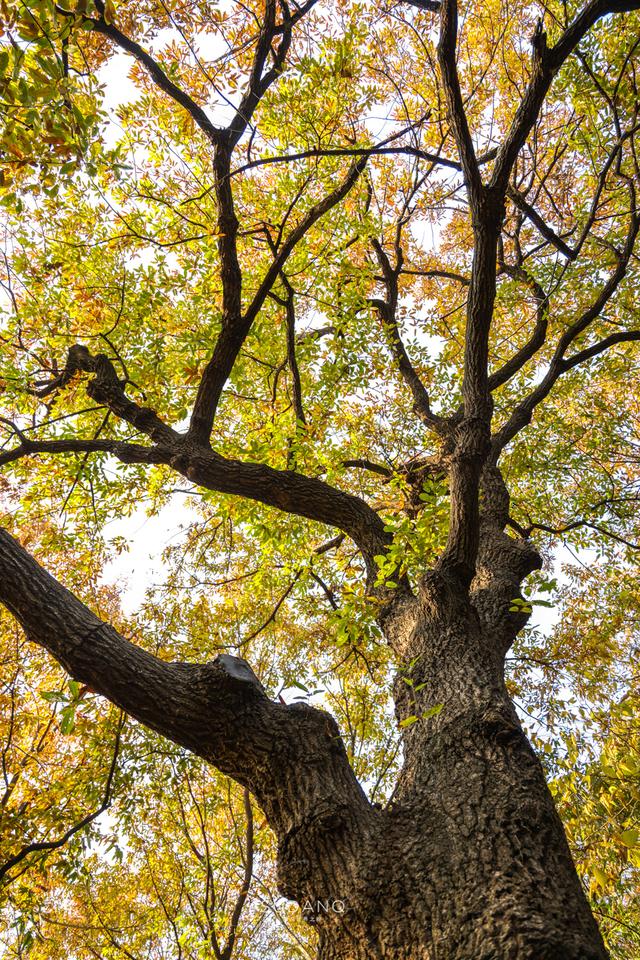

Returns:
195,656,268,717
213,654,265,692
478,704,526,749
187,655,269,721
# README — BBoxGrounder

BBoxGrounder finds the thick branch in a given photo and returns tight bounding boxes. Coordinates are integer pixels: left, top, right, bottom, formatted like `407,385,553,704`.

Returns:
169,446,390,567
1,434,388,568
437,191,504,584
343,459,393,478
0,528,371,855
0,528,246,759
400,0,441,10
7,361,389,569
549,0,640,71
491,0,640,194
0,437,164,469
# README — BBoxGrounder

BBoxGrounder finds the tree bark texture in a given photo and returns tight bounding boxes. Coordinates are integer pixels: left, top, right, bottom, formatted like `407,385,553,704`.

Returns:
0,520,607,960
5,2,639,952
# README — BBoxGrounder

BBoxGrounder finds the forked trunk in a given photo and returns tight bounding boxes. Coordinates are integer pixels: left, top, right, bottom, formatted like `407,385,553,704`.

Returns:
0,529,608,960
277,584,607,960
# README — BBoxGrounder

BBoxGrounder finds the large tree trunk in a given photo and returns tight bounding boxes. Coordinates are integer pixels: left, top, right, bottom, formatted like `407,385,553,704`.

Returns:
277,471,608,959
0,526,607,960
287,606,607,960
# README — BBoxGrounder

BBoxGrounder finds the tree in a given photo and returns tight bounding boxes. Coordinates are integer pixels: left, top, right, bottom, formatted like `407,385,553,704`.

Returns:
1,0,640,957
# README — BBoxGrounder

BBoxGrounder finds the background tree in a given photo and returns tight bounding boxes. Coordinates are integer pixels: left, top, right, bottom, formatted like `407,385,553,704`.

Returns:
1,0,640,957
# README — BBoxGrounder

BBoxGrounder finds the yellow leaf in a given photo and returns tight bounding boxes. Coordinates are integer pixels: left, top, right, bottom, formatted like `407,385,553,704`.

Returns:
590,865,609,894
619,828,639,848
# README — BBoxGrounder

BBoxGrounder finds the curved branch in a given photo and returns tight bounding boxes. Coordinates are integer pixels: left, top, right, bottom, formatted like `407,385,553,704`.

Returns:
0,427,388,570
30,344,178,446
0,528,372,861
370,239,449,436
89,3,224,146
493,330,640,454
493,180,640,453
525,516,640,551
489,263,549,391
169,446,390,567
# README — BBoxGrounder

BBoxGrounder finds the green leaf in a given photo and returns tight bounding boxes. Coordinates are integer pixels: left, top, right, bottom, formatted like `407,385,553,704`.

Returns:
399,715,419,728
422,703,444,720
41,690,67,703
59,706,76,735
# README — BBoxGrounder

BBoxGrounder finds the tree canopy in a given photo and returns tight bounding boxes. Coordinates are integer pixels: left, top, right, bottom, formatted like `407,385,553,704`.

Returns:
1,0,640,957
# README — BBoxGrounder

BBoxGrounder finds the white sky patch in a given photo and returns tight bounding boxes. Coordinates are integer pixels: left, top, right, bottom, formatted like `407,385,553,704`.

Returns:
99,51,139,109
102,499,197,615
97,52,140,147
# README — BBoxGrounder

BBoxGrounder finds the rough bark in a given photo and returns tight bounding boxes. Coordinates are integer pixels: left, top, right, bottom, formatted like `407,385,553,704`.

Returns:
0,518,608,960
377,595,606,960
5,2,639,954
